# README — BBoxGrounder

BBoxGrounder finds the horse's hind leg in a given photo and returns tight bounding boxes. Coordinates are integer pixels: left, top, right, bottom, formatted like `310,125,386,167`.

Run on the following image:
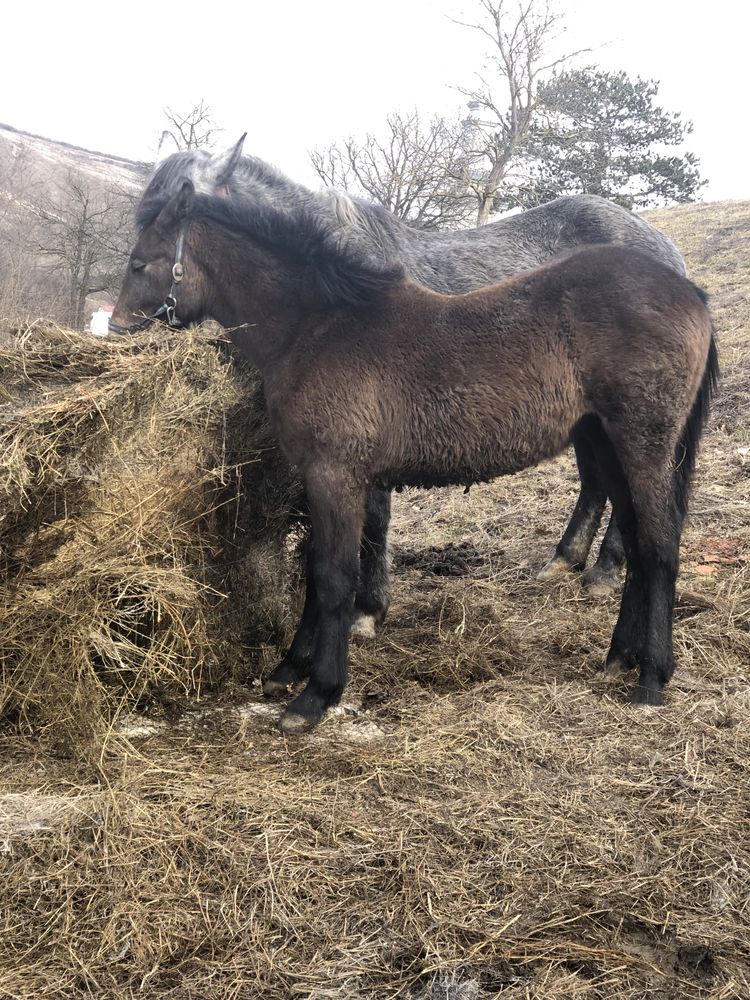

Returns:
352,487,391,638
263,537,318,698
577,421,646,670
586,420,680,704
583,514,627,596
624,477,681,706
280,468,364,734
538,435,607,580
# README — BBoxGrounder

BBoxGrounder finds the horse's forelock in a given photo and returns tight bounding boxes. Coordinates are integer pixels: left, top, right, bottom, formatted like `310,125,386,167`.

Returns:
139,151,211,214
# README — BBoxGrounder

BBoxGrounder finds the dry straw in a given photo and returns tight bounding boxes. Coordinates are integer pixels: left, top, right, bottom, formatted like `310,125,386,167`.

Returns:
0,323,303,748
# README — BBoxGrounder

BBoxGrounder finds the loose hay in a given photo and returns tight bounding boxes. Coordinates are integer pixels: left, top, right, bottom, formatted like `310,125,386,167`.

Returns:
1,202,749,998
0,323,303,747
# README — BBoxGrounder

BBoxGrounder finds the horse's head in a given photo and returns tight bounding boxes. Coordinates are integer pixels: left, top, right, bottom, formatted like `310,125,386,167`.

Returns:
110,180,207,334
112,148,406,349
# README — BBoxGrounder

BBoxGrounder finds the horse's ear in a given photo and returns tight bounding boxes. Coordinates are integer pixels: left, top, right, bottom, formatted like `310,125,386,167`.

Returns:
155,179,195,233
207,133,246,187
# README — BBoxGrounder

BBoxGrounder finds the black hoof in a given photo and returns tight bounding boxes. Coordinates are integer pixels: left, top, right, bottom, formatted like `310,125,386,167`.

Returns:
278,686,332,735
603,649,638,674
631,683,664,706
263,678,295,699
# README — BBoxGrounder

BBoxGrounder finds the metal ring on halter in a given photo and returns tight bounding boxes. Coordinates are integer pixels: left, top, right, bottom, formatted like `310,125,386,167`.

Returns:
165,294,178,327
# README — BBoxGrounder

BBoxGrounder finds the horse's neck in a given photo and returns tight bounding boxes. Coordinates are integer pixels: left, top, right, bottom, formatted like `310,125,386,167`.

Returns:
208,252,303,368
224,298,303,370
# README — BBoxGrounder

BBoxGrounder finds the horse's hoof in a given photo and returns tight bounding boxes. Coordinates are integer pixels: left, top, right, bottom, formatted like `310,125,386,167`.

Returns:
602,655,626,676
583,566,621,597
262,678,294,700
631,683,664,707
603,650,637,675
278,709,322,735
351,613,378,640
263,658,308,699
537,555,574,582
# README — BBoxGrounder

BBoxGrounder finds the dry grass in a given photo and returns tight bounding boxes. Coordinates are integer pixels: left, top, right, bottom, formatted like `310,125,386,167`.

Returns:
1,201,749,998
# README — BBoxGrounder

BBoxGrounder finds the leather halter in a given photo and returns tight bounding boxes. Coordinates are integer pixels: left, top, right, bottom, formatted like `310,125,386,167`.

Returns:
109,223,189,335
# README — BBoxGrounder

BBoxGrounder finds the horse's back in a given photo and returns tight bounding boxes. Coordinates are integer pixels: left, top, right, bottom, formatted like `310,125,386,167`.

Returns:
404,195,686,293
525,195,686,275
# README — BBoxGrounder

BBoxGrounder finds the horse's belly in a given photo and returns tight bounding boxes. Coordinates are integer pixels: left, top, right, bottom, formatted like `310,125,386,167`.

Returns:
378,405,575,490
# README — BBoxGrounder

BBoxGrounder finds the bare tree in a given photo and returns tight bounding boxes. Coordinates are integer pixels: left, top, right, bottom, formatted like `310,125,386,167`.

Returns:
159,100,222,153
0,148,60,321
453,0,586,224
34,171,135,329
310,3,585,229
311,111,477,230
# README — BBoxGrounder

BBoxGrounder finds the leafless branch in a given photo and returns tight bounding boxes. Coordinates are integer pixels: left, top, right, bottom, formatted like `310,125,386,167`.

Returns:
452,0,589,223
312,111,476,230
161,101,222,152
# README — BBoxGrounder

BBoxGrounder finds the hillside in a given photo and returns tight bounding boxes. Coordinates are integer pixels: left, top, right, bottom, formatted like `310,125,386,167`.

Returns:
0,122,147,196
1,197,748,998
645,200,750,433
0,124,149,327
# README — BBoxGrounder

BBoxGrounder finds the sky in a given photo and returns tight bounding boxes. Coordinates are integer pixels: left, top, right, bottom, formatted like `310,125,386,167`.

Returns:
3,0,747,201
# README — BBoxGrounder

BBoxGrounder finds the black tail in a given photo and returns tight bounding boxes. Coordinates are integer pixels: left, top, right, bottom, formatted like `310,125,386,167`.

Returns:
674,298,719,519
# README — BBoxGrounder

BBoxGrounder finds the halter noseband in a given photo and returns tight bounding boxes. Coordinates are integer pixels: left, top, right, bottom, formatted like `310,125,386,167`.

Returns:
109,223,189,335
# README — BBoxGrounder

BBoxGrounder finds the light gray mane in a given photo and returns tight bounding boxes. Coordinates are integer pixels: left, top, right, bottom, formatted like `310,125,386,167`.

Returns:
146,148,687,295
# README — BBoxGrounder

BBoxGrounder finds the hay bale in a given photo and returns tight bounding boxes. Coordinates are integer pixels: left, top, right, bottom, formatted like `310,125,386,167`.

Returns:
0,323,303,746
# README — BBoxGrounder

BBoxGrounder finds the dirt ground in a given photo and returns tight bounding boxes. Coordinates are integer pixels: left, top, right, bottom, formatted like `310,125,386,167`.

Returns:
1,201,748,998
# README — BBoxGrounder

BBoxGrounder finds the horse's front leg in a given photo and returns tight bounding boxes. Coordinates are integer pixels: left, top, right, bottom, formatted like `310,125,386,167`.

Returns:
279,468,365,735
263,536,318,698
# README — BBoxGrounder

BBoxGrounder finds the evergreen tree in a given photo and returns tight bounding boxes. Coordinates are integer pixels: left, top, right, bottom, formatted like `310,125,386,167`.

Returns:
510,68,705,209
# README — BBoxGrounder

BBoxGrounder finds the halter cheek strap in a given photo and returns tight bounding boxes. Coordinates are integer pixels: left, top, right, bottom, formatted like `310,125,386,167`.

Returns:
109,223,189,335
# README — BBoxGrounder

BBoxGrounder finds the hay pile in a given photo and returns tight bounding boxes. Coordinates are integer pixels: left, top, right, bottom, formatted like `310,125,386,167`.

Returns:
1,201,749,998
0,323,302,746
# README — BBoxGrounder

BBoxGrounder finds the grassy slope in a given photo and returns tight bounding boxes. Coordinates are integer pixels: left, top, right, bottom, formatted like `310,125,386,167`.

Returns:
1,201,748,1000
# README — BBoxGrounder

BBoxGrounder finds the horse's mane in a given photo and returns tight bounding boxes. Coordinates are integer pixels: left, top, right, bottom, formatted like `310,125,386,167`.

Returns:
143,150,404,248
138,156,405,308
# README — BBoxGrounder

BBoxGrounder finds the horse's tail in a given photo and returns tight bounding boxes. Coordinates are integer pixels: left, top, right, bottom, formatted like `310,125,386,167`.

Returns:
674,285,719,520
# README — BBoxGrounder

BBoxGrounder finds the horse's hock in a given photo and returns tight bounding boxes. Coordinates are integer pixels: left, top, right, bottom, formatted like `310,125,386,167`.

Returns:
0,323,303,745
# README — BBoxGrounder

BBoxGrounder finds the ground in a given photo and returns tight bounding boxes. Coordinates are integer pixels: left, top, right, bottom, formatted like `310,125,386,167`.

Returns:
1,201,748,999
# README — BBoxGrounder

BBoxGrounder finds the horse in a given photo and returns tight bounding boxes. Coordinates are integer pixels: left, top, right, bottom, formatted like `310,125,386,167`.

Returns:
111,178,717,735
140,138,688,638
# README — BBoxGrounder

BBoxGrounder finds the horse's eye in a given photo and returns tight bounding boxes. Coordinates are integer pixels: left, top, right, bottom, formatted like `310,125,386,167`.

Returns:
131,258,147,273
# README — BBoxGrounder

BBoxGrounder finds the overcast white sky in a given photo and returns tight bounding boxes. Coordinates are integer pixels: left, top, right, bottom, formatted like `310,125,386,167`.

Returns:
3,0,747,200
